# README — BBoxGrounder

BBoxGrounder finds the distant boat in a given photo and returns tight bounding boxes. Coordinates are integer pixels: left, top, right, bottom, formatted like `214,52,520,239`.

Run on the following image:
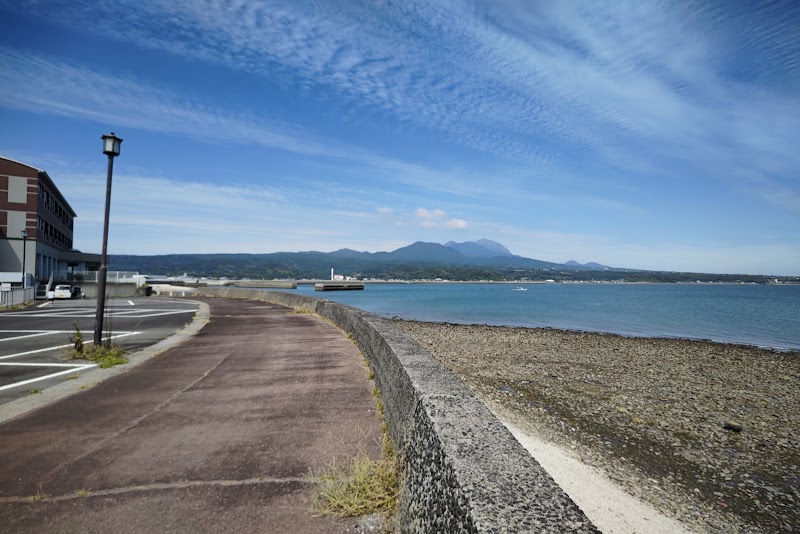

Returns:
512,287,528,291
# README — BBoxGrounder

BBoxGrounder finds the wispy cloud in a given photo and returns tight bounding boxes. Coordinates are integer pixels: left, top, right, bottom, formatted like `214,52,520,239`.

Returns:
11,0,797,209
57,170,401,255
0,48,338,158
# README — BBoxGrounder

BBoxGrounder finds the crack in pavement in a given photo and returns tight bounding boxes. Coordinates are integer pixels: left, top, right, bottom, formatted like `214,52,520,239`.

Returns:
43,349,233,482
0,476,312,503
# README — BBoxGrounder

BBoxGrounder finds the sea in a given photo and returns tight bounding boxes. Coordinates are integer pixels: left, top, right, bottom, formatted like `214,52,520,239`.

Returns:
277,283,800,351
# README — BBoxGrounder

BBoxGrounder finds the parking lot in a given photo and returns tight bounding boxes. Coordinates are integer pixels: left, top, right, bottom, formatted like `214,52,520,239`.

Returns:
0,297,200,405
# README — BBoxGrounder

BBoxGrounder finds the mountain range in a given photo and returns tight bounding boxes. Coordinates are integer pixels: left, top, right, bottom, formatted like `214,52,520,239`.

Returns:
325,239,610,270
109,239,613,279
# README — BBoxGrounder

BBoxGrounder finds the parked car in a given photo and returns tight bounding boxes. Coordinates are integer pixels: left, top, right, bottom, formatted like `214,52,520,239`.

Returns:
54,285,73,299
71,286,83,298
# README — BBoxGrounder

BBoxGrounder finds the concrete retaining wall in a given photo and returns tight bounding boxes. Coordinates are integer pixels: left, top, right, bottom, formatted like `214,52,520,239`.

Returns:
194,287,598,533
79,282,147,299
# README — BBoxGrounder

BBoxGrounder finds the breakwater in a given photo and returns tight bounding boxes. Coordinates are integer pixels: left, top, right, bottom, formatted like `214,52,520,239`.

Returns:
194,287,597,532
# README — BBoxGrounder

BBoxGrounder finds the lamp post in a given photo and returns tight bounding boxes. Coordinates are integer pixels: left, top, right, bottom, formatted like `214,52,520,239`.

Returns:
20,230,28,288
93,132,122,347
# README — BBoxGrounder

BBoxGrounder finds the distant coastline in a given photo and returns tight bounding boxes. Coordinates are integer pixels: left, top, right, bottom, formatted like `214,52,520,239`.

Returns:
290,279,800,285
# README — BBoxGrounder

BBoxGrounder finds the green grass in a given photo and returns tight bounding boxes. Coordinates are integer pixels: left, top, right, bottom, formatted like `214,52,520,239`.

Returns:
29,389,42,395
64,344,128,368
62,322,127,368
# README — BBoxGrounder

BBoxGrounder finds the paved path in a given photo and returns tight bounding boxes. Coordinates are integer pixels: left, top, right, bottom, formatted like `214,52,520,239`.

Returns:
0,297,383,533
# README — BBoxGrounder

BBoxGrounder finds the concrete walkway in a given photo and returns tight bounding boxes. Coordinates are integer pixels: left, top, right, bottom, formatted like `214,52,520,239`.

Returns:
0,297,383,533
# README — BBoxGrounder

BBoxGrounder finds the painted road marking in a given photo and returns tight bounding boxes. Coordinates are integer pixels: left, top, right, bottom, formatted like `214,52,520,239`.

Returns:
128,300,135,306
124,310,198,318
0,362,93,368
0,308,195,318
0,331,63,343
0,332,141,360
0,363,96,392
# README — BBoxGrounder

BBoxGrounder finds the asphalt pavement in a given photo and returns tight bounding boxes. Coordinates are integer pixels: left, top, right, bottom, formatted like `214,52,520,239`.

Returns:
0,297,383,533
0,297,200,405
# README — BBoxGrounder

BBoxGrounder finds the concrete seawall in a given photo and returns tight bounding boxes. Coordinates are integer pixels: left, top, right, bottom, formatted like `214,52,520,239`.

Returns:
194,287,597,533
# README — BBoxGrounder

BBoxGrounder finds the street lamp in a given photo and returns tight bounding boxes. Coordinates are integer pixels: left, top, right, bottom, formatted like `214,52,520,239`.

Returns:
20,229,28,288
94,132,123,347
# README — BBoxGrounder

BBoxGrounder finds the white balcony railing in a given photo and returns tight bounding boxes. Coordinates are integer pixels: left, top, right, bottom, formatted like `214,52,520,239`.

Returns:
56,271,141,284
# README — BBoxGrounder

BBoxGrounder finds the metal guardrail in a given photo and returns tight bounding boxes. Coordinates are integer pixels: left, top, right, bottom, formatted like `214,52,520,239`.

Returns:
0,287,35,308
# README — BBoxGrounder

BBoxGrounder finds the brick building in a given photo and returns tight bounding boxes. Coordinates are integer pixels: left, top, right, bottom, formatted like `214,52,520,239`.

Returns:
0,156,99,288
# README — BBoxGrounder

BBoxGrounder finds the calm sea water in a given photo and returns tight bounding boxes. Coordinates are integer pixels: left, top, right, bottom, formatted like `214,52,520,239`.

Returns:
275,283,800,351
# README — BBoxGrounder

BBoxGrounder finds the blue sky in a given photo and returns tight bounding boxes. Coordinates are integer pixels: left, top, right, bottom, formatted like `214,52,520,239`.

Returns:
1,1,798,275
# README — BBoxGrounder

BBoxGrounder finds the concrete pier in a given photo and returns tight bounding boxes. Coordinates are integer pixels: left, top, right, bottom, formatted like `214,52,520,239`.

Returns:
314,282,364,291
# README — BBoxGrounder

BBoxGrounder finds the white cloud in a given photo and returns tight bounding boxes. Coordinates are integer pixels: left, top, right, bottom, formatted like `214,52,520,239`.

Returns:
415,207,468,229
415,208,447,220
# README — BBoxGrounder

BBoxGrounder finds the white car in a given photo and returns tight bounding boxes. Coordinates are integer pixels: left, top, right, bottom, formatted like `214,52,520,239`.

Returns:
54,285,73,299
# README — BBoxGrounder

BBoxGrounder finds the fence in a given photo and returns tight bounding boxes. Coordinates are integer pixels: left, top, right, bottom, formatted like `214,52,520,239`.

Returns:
55,271,141,284
0,287,35,308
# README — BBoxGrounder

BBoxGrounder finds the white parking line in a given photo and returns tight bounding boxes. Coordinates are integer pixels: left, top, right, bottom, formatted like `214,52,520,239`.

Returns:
0,331,62,343
0,363,96,391
0,309,196,318
0,362,92,368
0,332,141,360
128,300,135,306
124,310,198,318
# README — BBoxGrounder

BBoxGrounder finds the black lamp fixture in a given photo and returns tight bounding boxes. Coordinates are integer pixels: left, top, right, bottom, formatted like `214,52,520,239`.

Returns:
102,132,122,157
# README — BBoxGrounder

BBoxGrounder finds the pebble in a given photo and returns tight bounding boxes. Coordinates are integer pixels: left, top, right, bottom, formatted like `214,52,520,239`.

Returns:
723,421,743,432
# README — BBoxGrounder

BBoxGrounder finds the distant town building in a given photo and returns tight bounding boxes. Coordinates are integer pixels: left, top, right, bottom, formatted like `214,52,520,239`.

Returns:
0,156,100,288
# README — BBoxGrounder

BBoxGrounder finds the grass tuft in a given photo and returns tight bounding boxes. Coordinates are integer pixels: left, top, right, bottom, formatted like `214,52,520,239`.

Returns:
312,451,399,519
29,389,42,395
29,490,48,501
62,320,127,368
64,344,127,368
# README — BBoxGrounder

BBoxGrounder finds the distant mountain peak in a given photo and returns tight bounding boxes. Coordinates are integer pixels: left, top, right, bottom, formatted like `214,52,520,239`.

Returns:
329,248,371,258
564,260,610,270
474,239,513,255
444,239,513,258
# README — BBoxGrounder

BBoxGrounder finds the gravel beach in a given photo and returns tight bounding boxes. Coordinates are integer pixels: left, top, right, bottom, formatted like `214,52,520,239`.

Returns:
392,320,799,533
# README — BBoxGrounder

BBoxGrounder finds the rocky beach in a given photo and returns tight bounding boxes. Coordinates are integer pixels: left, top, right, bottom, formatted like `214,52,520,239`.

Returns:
393,320,799,533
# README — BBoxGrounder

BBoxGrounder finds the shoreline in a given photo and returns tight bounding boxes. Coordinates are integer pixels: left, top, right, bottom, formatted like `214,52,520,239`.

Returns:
392,319,799,533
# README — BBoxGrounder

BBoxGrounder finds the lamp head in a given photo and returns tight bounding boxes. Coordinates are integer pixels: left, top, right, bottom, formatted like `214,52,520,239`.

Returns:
102,132,123,156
